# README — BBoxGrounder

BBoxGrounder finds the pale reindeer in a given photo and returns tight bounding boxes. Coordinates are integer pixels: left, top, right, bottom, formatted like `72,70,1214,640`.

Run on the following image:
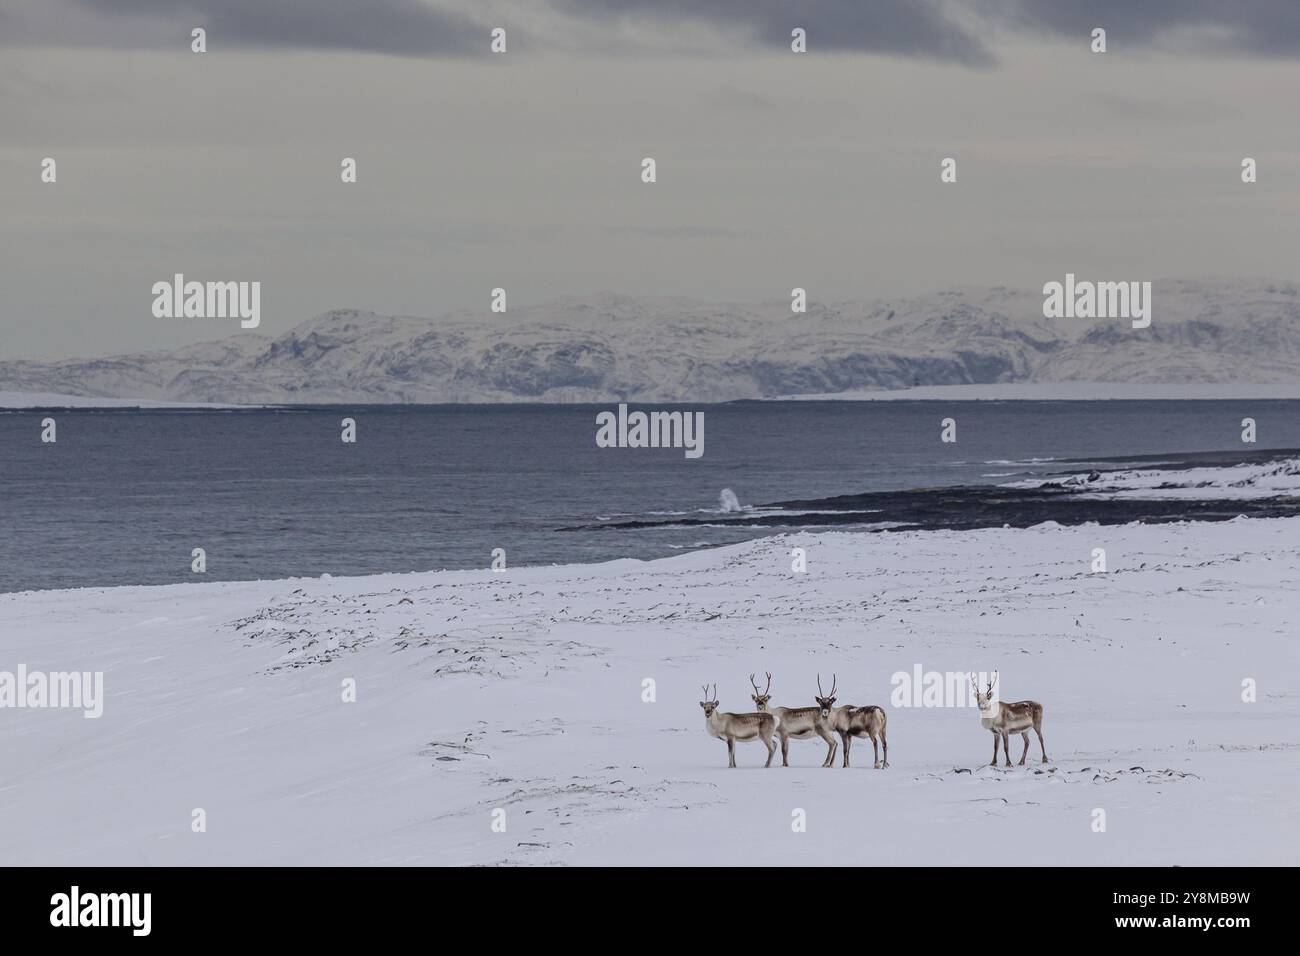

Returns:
749,672,838,768
970,671,1048,766
827,703,889,769
700,683,778,768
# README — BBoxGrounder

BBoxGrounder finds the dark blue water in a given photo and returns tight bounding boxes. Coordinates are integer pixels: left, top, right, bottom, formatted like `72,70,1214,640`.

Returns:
2,401,1298,593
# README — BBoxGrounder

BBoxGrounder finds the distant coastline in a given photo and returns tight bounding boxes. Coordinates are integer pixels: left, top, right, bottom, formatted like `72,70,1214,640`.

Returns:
770,383,1300,402
0,391,253,410
8,382,1300,408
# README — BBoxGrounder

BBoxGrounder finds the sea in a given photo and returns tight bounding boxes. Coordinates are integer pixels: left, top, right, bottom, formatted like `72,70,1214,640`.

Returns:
3,400,1299,593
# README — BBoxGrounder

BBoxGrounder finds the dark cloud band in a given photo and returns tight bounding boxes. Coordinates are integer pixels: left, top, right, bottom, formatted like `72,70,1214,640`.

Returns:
7,0,1300,61
564,0,1300,60
69,0,484,55
980,0,1300,57
556,0,992,64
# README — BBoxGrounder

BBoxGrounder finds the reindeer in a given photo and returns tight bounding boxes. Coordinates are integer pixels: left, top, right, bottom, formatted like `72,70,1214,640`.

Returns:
749,672,838,768
970,671,1048,767
827,703,889,769
700,683,778,768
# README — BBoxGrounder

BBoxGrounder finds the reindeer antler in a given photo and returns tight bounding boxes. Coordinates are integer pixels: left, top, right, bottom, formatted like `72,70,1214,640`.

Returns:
702,683,711,699
987,671,998,695
829,673,837,696
749,673,762,695
817,673,825,696
711,683,718,702
763,671,772,695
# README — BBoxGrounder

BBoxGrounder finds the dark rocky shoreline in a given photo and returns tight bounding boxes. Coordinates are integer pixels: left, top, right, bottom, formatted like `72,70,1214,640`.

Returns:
567,448,1300,535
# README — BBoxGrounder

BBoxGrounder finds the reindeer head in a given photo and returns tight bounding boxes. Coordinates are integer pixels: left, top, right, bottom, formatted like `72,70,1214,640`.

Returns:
970,670,999,714
749,672,773,710
814,673,837,718
699,683,719,717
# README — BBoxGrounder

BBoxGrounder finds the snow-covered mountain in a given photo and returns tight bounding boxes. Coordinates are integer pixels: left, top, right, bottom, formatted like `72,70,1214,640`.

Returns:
5,279,1300,403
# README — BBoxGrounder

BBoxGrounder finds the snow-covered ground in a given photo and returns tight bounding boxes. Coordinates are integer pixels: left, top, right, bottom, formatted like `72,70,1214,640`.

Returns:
2,514,1296,866
1010,456,1300,500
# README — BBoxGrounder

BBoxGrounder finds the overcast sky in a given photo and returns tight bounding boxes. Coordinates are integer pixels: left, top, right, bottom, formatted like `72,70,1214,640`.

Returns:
3,0,1300,359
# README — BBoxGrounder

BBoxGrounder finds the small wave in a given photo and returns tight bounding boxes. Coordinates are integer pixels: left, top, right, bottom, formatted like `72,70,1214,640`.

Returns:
630,519,901,532
983,457,1060,465
762,508,881,516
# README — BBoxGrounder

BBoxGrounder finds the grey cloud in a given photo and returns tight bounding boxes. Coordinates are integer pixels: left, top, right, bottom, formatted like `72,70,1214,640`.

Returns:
57,0,485,55
702,85,780,113
11,0,1300,62
556,0,993,64
561,0,1300,61
979,0,1300,57
604,224,751,239
16,0,994,63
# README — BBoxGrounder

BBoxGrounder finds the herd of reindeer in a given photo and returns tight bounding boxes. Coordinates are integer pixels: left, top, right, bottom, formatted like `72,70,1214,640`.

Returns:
699,672,1049,769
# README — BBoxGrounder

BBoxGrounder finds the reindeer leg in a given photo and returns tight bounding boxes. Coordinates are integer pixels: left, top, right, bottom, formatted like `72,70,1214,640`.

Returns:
1001,731,1012,767
762,730,775,768
872,733,881,769
1019,732,1030,765
727,737,736,769
841,732,851,768
1035,722,1048,763
881,726,888,768
820,727,837,768
990,732,999,767
780,733,790,768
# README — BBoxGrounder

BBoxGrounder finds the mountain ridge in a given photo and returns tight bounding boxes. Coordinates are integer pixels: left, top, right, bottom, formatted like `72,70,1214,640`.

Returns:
4,280,1299,403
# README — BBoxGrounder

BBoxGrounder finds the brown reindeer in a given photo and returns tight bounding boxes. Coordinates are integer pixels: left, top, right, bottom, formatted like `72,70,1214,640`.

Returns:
700,683,778,768
828,704,889,768
749,672,838,768
971,671,1048,766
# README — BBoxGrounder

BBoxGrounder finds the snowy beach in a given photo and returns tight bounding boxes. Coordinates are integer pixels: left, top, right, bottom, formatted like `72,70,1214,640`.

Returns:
2,507,1297,866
